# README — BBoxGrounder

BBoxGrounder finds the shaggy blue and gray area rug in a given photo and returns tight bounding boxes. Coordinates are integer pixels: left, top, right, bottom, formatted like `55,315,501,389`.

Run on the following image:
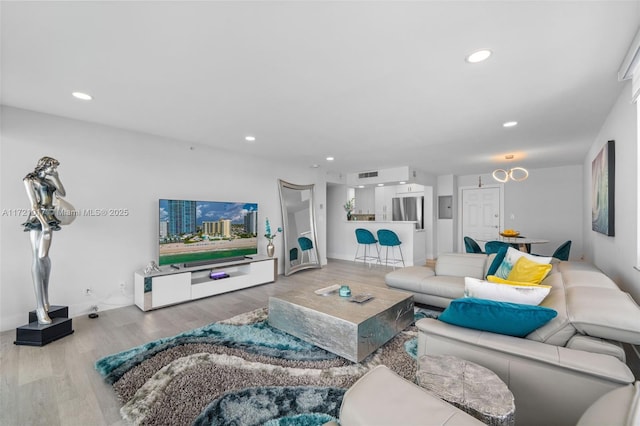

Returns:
96,307,431,426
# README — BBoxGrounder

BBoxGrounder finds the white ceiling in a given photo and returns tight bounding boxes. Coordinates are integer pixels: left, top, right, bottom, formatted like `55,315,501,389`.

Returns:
2,1,639,177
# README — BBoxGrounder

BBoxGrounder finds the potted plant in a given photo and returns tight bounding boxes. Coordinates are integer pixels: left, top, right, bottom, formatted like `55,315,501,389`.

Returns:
344,198,355,220
264,217,282,257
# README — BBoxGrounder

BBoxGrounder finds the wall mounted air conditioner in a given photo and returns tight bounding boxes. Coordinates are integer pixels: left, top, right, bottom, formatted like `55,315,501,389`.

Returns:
346,166,412,186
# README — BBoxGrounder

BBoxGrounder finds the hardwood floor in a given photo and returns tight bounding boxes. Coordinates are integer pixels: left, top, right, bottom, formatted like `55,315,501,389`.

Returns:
3,258,639,426
0,259,391,426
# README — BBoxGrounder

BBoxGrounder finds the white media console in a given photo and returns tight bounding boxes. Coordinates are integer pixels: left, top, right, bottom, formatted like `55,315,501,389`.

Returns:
134,255,277,311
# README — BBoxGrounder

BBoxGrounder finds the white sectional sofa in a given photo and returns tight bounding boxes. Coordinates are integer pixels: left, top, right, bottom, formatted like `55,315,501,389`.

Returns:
386,252,490,308
324,365,639,426
385,253,640,425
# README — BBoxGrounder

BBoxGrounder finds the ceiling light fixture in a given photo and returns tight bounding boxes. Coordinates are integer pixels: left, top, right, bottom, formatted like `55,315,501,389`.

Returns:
326,156,334,161
492,167,529,183
503,121,518,128
245,136,256,142
377,183,384,187
399,181,406,185
493,154,528,182
466,49,492,63
72,92,92,100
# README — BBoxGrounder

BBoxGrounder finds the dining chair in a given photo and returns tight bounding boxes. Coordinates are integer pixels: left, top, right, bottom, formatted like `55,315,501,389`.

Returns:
532,240,571,260
552,240,572,261
484,240,511,255
463,236,484,254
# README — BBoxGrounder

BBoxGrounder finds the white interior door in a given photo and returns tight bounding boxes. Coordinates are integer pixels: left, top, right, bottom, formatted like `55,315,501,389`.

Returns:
461,187,502,249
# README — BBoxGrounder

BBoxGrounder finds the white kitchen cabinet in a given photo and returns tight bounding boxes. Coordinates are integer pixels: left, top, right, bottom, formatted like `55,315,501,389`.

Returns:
354,187,375,214
395,183,424,195
375,186,395,221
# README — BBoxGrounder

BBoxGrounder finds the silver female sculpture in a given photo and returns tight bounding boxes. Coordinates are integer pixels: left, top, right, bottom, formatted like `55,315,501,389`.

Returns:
23,156,72,324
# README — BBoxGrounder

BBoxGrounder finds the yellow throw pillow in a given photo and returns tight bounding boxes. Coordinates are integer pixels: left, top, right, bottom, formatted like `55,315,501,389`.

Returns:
506,256,553,284
487,275,547,287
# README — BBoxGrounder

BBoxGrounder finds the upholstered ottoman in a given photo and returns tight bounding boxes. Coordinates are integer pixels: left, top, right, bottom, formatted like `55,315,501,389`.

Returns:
325,364,484,426
416,354,515,426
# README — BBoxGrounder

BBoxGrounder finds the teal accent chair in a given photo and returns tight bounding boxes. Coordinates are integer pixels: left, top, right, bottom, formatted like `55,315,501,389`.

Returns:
298,237,314,263
464,236,484,254
552,240,572,261
377,229,405,268
485,240,511,255
354,228,380,265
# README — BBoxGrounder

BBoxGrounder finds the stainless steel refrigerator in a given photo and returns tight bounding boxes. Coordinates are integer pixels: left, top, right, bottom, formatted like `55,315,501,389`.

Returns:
392,196,424,229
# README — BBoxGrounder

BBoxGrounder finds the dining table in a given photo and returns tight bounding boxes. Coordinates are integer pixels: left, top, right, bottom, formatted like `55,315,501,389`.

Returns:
476,236,549,253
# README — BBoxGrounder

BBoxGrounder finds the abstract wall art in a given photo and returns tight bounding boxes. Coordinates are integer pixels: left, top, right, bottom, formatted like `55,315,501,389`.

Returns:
591,140,615,236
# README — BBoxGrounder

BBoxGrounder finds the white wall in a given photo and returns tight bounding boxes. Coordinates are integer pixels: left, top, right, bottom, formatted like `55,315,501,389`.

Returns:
504,165,583,258
583,81,639,302
437,175,455,255
0,106,324,331
326,183,350,260
457,165,584,259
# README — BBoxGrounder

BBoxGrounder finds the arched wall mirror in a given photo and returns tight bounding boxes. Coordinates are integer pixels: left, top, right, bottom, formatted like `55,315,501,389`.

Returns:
278,179,321,276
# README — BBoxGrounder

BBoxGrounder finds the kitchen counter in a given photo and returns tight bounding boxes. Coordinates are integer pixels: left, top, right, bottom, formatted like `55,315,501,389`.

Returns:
351,213,376,221
337,221,426,267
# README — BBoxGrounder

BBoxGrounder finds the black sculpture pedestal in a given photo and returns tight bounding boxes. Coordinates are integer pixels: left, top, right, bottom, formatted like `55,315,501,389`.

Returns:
14,305,74,346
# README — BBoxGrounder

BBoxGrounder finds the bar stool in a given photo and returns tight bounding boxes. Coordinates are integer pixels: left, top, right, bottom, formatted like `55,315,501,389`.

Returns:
377,229,405,268
298,237,314,263
289,248,299,266
354,228,380,265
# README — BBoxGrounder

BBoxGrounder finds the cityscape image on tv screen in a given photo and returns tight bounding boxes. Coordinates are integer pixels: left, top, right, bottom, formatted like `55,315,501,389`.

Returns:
158,199,258,266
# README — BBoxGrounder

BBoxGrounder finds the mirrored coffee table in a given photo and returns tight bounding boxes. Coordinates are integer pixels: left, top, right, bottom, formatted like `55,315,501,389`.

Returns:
268,282,414,362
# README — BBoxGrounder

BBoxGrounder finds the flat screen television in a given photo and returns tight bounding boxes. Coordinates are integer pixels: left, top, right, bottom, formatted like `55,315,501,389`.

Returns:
158,199,258,266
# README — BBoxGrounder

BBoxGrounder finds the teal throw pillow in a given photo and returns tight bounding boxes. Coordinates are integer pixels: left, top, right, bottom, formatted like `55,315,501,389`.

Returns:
486,245,509,278
438,298,557,337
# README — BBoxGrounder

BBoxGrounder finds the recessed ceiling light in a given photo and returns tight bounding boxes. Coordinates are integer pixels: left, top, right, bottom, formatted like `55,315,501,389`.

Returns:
399,181,406,185
72,92,92,100
503,121,518,128
465,49,492,63
311,164,319,168
245,136,256,142
326,156,334,161
377,183,384,187
357,185,365,188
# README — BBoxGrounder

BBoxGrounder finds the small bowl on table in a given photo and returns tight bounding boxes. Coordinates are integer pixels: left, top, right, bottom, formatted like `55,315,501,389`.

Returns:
500,231,520,238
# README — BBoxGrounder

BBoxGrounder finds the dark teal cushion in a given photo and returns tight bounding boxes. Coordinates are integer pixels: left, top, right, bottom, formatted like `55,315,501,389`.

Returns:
438,298,557,337
486,245,508,278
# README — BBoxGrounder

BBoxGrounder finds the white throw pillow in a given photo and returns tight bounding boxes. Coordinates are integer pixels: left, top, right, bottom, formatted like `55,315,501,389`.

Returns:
464,276,551,306
495,247,552,279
